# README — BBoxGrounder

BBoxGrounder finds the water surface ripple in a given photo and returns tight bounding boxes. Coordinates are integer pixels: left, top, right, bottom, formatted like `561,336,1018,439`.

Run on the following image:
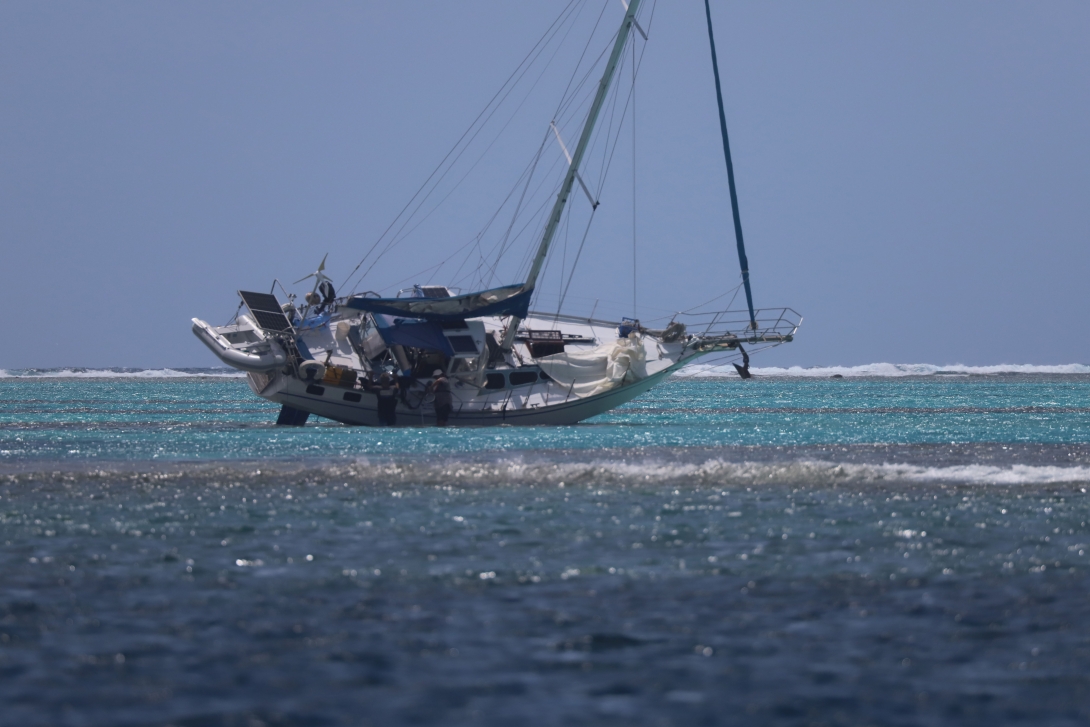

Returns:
1,374,1089,725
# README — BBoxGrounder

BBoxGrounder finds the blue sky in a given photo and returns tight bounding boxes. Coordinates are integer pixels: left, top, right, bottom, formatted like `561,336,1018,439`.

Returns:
2,1,1087,369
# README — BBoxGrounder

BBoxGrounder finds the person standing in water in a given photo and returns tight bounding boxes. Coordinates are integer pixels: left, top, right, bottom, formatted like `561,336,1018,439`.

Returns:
427,369,453,426
376,371,400,426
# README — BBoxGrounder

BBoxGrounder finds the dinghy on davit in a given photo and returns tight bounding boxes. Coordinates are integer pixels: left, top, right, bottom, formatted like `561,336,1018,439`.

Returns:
192,0,800,427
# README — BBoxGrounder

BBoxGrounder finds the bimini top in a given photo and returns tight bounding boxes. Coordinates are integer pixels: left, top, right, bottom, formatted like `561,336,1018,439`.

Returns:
372,314,454,357
344,283,531,322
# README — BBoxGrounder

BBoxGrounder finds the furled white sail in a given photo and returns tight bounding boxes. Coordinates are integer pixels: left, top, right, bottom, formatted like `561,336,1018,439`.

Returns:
535,334,649,398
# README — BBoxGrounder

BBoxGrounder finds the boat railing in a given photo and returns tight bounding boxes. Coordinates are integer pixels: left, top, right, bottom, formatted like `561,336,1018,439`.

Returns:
679,307,801,348
526,307,801,347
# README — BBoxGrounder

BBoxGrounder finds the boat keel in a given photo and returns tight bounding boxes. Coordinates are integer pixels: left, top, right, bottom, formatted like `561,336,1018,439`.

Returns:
275,405,311,427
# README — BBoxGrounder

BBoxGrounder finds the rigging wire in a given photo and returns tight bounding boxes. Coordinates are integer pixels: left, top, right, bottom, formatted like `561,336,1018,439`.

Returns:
405,131,552,292
680,280,745,316
548,185,574,326
491,0,659,309
359,0,611,297
547,1,656,318
541,48,629,319
553,0,611,120
554,32,616,129
452,146,567,290
552,208,599,316
368,6,592,277
481,129,552,287
473,163,565,289
344,0,664,316
340,0,585,294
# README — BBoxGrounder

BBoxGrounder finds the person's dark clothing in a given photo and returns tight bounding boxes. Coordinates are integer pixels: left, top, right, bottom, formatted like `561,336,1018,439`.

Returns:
376,376,399,426
435,403,452,426
431,375,453,426
397,374,414,404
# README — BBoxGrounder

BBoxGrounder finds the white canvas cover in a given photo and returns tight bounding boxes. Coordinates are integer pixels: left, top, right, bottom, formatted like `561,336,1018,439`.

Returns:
535,334,648,397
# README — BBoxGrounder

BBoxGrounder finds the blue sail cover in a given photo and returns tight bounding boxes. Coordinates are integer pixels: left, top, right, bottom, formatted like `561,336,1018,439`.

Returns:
344,283,531,322
373,314,454,356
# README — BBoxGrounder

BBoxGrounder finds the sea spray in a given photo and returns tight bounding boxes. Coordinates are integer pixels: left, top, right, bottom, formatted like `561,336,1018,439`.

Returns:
680,362,1090,377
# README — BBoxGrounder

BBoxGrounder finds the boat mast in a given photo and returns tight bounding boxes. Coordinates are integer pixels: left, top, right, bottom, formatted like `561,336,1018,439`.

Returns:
502,0,645,349
704,0,757,330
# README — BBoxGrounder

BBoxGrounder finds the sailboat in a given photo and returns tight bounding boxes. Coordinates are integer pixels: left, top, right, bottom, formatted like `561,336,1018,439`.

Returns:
191,0,800,427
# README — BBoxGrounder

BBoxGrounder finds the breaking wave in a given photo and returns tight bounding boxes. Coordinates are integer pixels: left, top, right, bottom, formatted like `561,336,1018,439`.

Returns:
0,368,246,379
679,362,1090,378
350,457,1090,487
6,456,1089,488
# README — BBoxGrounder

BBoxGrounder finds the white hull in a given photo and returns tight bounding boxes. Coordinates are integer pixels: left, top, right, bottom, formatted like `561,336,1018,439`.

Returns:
194,302,797,428
189,2,802,427
250,362,682,427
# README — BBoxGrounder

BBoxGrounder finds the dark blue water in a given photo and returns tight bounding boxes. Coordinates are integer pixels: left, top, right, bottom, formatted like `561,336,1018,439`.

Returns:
2,372,1089,725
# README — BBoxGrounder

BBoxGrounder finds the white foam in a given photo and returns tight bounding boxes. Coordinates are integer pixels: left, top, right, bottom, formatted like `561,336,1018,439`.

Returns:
678,362,1090,378
0,368,246,379
867,462,1090,485
10,456,1089,487
333,457,1090,487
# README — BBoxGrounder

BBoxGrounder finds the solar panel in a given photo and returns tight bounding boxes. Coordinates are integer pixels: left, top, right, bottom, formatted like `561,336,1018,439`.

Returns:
418,286,451,299
239,291,283,313
250,309,294,332
239,290,293,331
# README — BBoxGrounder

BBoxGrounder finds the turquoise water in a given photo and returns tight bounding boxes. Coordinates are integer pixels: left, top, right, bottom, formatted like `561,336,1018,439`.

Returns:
2,372,1089,725
3,375,1089,463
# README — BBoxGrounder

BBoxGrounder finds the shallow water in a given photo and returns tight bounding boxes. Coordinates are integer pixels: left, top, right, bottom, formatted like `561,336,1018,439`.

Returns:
2,373,1089,725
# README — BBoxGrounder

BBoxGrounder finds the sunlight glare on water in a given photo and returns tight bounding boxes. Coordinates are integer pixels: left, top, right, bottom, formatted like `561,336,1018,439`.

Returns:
1,372,1089,725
